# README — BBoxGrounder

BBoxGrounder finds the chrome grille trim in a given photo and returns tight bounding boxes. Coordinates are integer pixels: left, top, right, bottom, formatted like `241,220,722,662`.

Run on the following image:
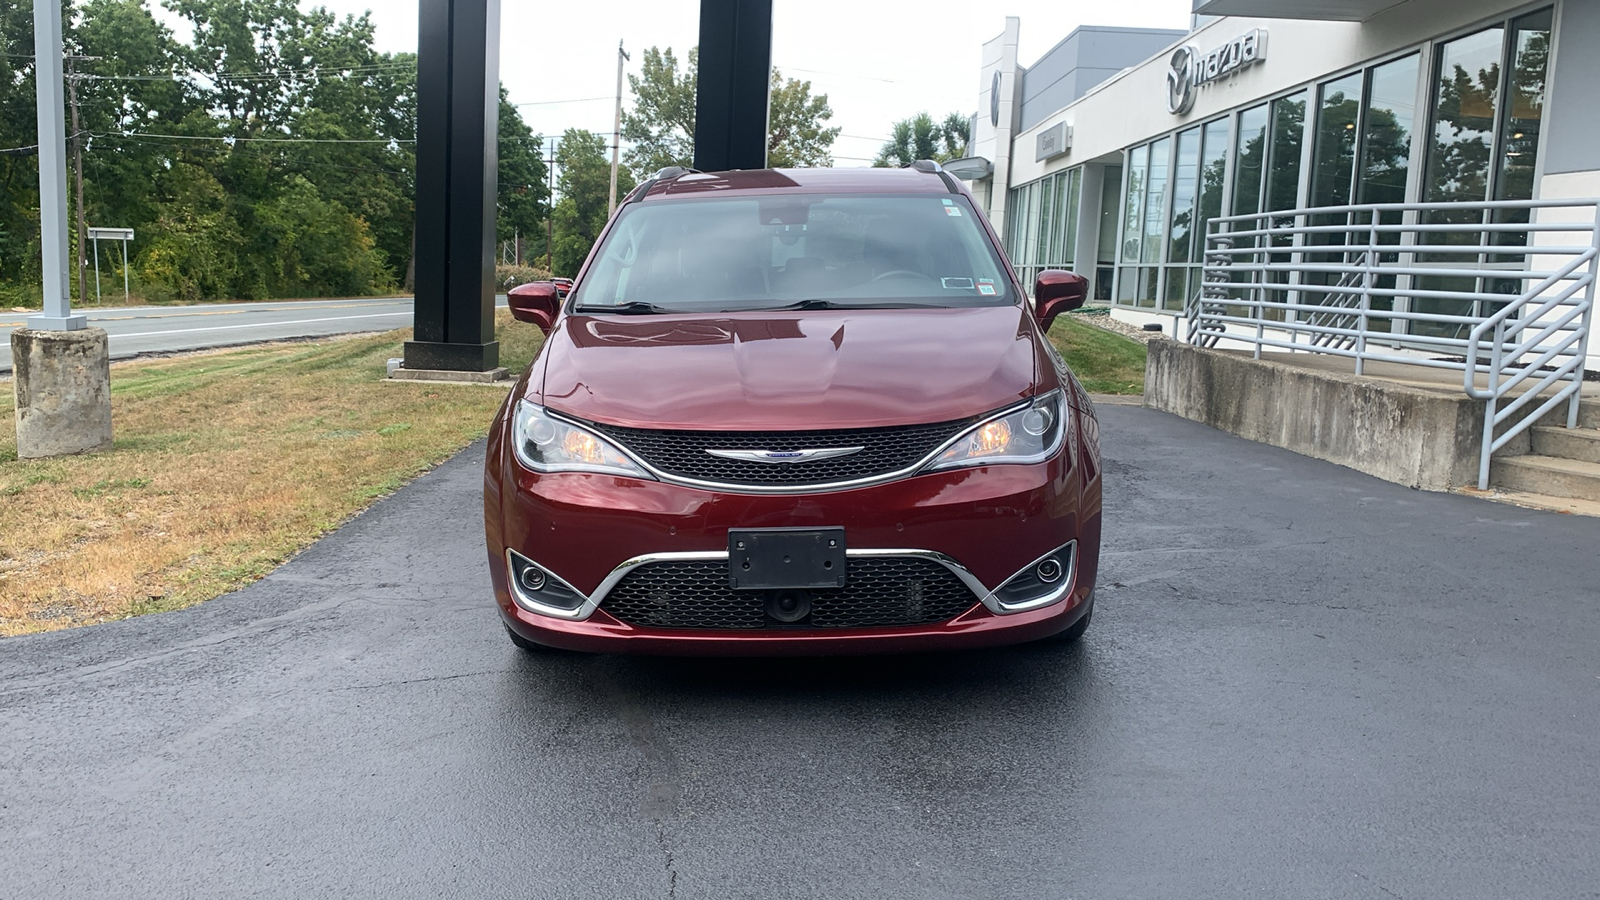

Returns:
504,543,1078,624
553,401,1031,494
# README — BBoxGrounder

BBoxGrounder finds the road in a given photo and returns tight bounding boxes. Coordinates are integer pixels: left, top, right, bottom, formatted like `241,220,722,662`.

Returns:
3,406,1598,899
0,296,507,372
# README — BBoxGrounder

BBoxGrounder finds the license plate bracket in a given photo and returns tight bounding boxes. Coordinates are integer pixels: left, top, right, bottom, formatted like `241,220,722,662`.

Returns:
728,527,847,591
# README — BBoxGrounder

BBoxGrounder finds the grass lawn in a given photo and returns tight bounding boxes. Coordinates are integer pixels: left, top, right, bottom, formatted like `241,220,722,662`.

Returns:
1047,314,1147,395
0,312,543,636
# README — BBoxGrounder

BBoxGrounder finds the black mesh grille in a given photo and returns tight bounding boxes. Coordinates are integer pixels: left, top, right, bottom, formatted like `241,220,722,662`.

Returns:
586,418,975,487
601,557,981,630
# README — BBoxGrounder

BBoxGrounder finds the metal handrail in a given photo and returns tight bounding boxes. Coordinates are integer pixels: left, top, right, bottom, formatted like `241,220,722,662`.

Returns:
1188,198,1600,490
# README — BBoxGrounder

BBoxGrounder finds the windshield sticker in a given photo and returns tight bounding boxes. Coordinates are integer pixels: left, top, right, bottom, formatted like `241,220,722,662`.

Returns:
977,283,998,296
941,198,954,205
944,206,963,217
941,277,975,290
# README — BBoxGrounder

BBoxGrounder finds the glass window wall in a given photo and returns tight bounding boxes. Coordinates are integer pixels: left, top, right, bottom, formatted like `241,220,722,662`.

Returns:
1101,7,1550,325
1005,167,1083,293
1415,8,1552,338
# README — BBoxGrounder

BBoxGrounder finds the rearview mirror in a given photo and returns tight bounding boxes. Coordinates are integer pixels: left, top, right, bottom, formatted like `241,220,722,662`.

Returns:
1032,270,1089,332
508,282,560,334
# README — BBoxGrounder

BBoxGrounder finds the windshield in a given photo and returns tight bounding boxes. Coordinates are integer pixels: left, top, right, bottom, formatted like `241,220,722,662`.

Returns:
570,194,1015,313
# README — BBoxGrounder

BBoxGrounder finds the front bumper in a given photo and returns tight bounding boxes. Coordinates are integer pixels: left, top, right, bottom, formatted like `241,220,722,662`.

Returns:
485,420,1101,655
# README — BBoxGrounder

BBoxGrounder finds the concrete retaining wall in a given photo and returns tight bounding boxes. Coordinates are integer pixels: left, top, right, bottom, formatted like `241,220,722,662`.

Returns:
1143,340,1484,491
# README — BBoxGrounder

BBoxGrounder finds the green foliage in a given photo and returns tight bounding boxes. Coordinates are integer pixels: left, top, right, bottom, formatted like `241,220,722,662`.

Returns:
621,46,842,179
496,264,553,291
621,47,697,178
551,129,633,277
497,88,549,247
873,112,970,167
0,0,543,304
139,163,245,303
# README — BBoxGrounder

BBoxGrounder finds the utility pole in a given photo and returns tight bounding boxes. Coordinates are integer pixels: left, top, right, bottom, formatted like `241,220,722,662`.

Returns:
65,54,88,306
608,40,629,217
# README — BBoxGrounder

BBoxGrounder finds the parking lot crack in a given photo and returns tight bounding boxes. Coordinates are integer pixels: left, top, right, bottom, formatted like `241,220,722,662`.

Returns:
658,827,679,900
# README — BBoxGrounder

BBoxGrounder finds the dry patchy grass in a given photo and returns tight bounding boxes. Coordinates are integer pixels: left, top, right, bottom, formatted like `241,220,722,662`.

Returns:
0,313,543,636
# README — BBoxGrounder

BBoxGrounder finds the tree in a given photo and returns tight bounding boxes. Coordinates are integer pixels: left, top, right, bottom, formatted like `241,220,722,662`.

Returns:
551,129,633,277
621,46,841,178
496,89,549,254
872,112,969,167
620,47,696,179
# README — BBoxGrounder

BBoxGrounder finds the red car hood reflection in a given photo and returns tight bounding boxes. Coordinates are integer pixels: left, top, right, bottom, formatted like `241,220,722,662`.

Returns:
536,306,1041,430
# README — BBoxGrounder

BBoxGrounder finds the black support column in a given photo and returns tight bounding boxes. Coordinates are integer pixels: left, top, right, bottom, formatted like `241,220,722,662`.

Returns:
693,0,773,172
406,0,501,373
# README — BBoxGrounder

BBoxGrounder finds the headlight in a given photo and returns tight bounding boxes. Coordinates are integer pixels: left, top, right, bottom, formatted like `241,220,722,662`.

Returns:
511,400,654,479
924,390,1067,471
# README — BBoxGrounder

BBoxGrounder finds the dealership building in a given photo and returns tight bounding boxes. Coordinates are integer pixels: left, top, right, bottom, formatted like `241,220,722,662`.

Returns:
961,0,1600,367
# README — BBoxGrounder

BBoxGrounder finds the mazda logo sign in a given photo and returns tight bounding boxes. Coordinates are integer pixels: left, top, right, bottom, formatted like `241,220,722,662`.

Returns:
1166,45,1198,116
1166,29,1268,116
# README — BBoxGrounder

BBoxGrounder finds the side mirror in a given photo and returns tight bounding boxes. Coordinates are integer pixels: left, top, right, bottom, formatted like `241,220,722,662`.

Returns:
507,281,560,334
1033,270,1089,332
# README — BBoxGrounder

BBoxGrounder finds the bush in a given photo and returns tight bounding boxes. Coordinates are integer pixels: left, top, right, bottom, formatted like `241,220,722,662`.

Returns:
496,265,554,291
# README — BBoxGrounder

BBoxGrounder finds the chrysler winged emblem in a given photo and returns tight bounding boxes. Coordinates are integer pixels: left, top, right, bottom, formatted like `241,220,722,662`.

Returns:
705,447,864,465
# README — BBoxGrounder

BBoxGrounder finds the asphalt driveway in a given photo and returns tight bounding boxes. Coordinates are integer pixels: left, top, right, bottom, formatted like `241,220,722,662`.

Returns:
2,405,1597,899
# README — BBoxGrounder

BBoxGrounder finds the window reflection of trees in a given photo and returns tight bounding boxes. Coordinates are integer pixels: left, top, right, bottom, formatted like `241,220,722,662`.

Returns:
1416,11,1551,339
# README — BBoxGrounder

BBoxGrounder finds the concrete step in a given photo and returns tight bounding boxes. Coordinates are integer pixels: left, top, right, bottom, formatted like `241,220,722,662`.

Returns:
1467,487,1600,518
1531,425,1600,464
1490,454,1600,503
1532,398,1600,430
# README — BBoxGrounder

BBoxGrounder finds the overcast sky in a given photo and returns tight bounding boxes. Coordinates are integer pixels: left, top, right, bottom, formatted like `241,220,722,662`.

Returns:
210,0,1195,165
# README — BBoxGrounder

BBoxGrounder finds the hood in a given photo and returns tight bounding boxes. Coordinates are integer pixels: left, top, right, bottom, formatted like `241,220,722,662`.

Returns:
534,305,1045,430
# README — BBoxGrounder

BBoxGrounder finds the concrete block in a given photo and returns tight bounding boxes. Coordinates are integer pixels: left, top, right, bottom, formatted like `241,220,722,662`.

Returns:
11,327,113,459
386,365,510,385
1143,339,1484,491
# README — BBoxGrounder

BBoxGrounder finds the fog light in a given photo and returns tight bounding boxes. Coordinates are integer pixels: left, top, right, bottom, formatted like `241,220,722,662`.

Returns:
519,566,547,592
1036,558,1062,584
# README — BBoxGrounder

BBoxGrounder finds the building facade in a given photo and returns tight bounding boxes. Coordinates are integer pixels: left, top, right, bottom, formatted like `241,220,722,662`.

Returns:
965,0,1600,363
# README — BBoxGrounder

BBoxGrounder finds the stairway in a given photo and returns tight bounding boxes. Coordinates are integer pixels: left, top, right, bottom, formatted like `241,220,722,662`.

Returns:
1490,399,1600,507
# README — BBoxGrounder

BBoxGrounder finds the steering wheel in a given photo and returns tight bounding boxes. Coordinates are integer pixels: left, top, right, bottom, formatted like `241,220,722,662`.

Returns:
871,269,935,283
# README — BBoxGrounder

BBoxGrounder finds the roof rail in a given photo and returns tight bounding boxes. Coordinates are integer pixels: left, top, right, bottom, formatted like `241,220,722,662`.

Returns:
905,159,943,174
652,165,699,180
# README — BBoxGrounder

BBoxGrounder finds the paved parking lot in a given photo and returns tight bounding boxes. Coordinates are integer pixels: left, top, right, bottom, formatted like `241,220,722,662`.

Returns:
3,404,1597,899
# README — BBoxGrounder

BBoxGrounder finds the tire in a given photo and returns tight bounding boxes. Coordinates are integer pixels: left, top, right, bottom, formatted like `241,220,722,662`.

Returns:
1049,595,1094,643
504,623,560,654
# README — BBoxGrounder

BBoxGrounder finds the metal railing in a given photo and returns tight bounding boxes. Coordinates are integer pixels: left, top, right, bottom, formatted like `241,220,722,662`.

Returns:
1187,198,1600,489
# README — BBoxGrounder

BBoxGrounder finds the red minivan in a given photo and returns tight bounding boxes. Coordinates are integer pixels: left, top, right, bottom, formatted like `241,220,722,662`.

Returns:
484,165,1101,655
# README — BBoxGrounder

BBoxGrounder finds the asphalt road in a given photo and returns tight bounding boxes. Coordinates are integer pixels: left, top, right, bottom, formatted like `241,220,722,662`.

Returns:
0,296,507,372
3,406,1598,899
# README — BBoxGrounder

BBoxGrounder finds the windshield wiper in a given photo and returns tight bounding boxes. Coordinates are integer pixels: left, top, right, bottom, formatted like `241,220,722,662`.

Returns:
574,301,683,315
763,298,948,310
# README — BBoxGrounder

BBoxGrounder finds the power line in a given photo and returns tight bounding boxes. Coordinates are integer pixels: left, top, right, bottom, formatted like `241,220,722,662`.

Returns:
79,61,415,84
96,130,413,144
515,96,612,106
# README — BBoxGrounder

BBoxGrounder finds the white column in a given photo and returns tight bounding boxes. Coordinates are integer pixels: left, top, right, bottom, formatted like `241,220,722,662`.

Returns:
29,0,84,330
